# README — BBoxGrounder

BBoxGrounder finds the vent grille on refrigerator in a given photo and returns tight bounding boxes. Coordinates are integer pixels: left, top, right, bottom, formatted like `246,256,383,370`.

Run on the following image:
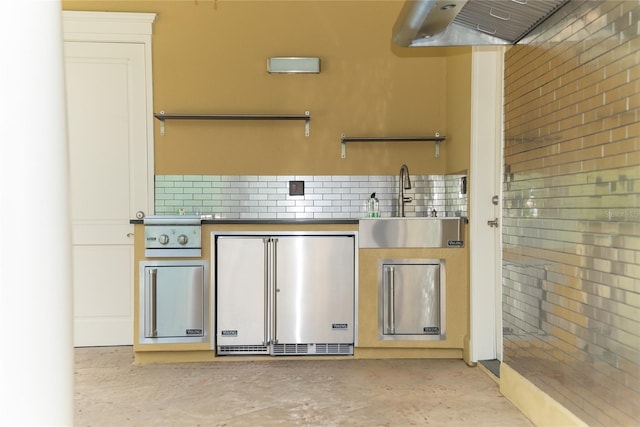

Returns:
315,343,353,355
217,345,269,355
272,344,309,355
271,343,354,356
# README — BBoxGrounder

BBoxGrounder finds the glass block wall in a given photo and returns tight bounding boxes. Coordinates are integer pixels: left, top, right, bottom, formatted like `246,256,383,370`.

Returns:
155,174,467,219
503,1,640,426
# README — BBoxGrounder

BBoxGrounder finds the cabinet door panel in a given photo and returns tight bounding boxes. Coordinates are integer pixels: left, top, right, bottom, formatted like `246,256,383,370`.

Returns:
216,237,267,346
146,266,204,338
275,236,355,344
383,264,440,335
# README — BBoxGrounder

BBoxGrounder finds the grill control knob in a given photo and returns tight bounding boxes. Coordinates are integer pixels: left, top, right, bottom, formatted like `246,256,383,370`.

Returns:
158,234,170,245
177,234,189,245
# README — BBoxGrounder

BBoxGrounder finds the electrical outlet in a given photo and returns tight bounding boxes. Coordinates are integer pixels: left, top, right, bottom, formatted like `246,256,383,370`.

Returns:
289,180,304,196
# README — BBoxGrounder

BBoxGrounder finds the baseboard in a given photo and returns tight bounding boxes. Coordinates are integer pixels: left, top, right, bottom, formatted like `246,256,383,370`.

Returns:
500,362,588,427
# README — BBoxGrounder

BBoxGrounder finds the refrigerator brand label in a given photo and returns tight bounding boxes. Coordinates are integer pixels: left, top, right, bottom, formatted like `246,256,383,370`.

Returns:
186,329,203,335
447,240,464,247
221,330,238,336
332,323,348,330
423,326,440,335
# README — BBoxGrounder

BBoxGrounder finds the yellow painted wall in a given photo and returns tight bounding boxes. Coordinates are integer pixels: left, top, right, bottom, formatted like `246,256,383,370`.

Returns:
62,0,471,176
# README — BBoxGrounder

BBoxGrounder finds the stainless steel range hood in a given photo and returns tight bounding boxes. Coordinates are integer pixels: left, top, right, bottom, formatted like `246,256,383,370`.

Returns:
393,0,570,47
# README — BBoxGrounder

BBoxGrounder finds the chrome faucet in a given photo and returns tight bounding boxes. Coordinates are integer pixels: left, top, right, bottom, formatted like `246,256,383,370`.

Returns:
397,164,412,217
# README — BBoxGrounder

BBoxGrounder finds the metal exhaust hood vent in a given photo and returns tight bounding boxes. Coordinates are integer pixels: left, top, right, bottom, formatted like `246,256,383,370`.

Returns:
393,0,570,47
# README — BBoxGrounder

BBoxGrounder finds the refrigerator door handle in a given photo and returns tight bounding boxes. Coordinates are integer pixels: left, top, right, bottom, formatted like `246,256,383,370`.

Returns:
148,268,158,338
272,237,279,345
263,238,270,345
388,266,395,334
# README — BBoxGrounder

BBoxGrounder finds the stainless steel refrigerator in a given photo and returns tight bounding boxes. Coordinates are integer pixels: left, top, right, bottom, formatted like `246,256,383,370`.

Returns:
215,234,355,356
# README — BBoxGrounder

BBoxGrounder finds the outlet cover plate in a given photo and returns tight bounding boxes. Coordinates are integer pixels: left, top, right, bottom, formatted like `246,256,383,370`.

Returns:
289,180,304,196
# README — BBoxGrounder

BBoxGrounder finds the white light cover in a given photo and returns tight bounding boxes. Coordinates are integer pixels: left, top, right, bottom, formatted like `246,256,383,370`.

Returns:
267,57,320,74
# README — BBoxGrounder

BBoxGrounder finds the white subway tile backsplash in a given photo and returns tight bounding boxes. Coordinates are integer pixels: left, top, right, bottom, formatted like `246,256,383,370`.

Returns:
210,182,231,188
320,194,341,200
202,188,222,194
154,174,468,218
183,188,203,194
277,212,295,219
163,187,185,194
331,188,352,195
163,175,184,181
193,182,212,188
239,212,259,219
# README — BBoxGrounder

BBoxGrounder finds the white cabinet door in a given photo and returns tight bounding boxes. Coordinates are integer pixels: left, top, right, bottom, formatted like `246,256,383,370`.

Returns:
65,41,151,346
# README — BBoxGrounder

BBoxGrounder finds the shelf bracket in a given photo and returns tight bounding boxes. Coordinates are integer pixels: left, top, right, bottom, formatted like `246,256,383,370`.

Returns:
154,110,311,137
159,115,166,136
340,133,445,158
304,110,310,137
341,133,347,158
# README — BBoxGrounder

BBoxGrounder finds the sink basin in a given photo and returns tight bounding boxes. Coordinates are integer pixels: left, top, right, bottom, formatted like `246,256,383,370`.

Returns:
359,217,465,248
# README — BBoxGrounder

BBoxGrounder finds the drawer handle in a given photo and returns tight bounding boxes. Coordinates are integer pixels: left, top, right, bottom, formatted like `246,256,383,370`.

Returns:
387,267,396,334
263,238,269,346
148,269,158,338
272,238,279,345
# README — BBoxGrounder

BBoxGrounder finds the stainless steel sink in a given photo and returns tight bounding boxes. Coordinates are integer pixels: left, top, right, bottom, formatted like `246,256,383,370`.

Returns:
359,217,465,248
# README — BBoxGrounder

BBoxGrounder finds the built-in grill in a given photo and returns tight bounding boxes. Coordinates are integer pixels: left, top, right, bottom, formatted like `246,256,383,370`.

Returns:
140,215,208,345
143,215,202,258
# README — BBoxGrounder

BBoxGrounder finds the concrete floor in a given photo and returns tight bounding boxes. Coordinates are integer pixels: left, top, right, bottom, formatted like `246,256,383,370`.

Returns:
74,347,533,427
